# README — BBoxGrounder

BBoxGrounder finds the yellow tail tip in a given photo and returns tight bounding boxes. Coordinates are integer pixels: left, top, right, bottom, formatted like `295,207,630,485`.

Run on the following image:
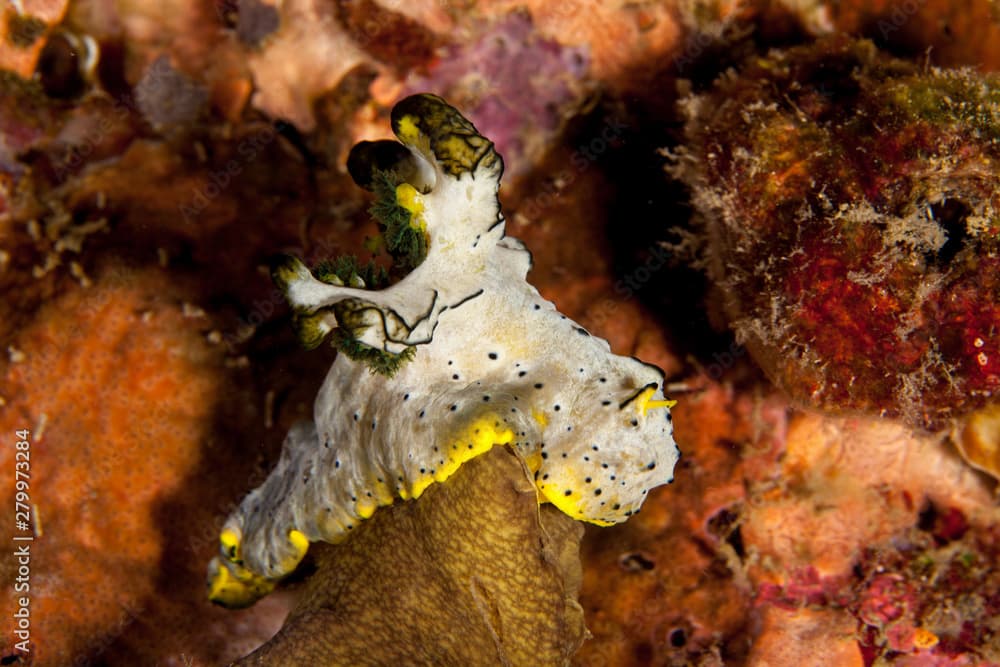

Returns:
206,557,275,609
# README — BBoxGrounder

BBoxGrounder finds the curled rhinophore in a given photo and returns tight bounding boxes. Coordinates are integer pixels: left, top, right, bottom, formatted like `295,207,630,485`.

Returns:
207,94,680,608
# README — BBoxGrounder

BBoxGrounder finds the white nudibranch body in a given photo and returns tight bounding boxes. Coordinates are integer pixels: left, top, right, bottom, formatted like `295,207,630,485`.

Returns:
207,94,680,607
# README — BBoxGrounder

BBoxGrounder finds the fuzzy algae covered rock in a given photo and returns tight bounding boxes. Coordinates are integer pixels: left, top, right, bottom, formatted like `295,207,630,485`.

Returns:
676,36,1000,426
209,95,680,661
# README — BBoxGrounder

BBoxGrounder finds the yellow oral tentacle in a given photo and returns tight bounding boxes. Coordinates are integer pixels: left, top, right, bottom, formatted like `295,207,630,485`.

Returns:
634,386,677,416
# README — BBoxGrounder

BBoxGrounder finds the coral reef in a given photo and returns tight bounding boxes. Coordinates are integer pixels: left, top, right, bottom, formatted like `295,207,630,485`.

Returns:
676,36,1000,425
574,384,787,666
575,390,1000,664
243,0,376,130
823,0,1000,70
2,0,999,664
0,0,70,78
484,0,682,91
0,261,292,664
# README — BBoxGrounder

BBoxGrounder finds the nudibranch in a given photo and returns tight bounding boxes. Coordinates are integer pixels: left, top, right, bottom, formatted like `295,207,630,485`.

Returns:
208,94,680,607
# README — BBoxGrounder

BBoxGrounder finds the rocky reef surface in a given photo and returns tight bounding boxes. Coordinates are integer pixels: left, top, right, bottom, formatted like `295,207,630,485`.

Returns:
1,0,998,665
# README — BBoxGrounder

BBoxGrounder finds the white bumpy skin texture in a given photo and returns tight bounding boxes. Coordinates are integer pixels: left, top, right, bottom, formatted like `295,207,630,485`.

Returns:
207,94,680,607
